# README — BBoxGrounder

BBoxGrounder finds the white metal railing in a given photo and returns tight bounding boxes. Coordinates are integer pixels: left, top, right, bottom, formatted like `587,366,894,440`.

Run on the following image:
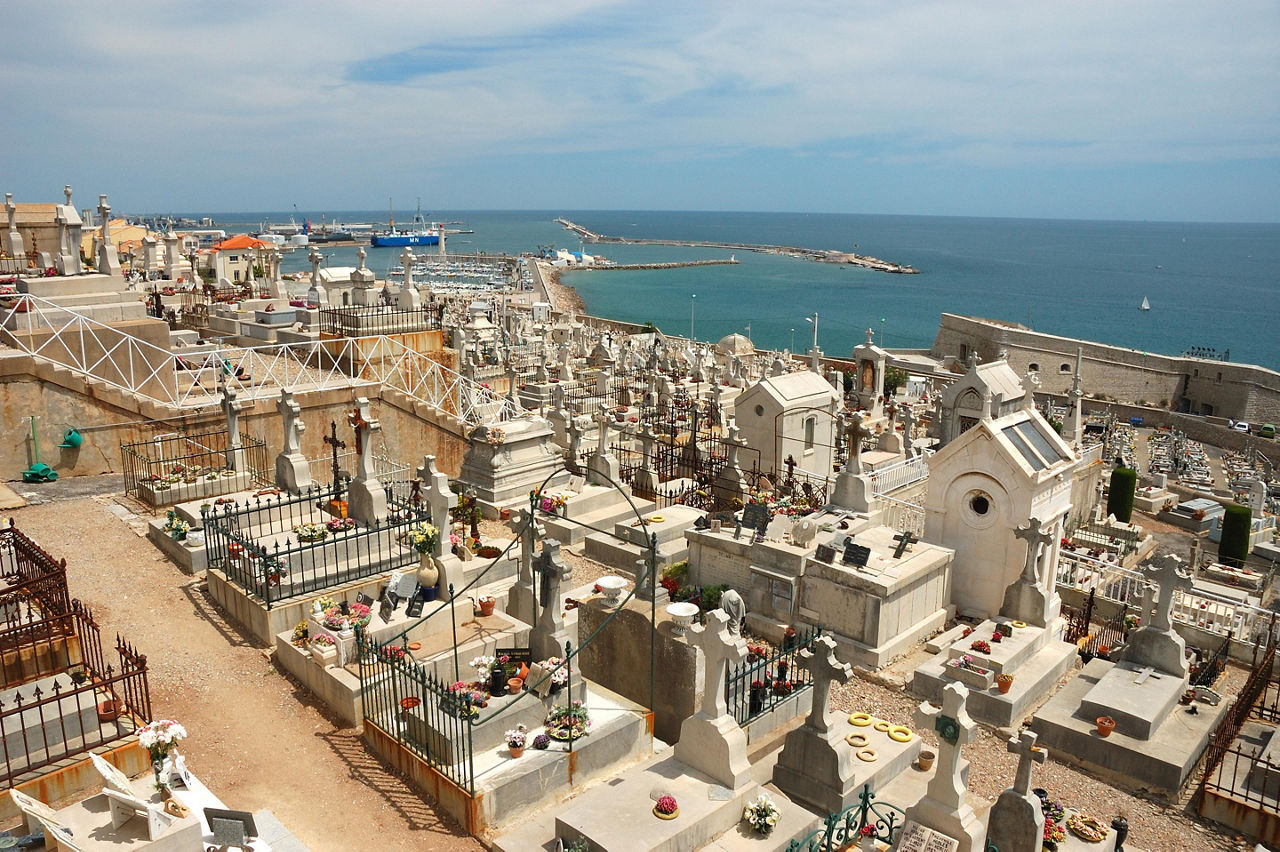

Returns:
868,450,932,496
0,294,522,425
1055,550,1278,643
878,494,925,536
1080,443,1104,465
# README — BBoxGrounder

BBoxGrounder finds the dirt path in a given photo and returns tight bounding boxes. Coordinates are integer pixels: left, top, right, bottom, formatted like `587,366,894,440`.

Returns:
10,494,482,852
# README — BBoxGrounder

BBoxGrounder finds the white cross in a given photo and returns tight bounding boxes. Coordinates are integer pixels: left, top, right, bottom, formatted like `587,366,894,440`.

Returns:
1013,517,1055,585
277,390,305,455
348,397,381,483
800,635,851,734
1145,553,1193,632
914,682,976,810
1006,730,1047,797
690,610,747,718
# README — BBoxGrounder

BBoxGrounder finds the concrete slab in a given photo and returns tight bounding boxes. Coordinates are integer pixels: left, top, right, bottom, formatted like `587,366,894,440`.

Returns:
1030,658,1232,793
1078,662,1186,740
0,482,27,509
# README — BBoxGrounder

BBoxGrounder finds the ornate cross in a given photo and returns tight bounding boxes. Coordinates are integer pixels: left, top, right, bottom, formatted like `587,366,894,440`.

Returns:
1014,517,1055,585
689,610,747,719
1006,730,1047,797
800,635,852,734
593,403,617,459
892,530,918,559
277,390,305,456
1145,553,1194,632
899,405,917,453
914,683,976,810
844,412,873,473
323,420,346,497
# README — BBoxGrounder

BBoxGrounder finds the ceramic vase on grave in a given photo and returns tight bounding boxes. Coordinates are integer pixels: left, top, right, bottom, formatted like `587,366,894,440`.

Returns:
417,553,440,589
508,677,524,695
490,668,507,696
479,599,496,617
421,585,438,602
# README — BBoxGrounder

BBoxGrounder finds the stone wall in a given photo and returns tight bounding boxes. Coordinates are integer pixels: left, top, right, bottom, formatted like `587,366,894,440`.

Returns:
0,357,469,481
931,313,1280,423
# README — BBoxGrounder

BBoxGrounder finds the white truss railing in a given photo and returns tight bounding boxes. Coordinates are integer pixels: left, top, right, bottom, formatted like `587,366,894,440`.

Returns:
878,494,926,536
0,293,522,425
1055,549,1277,643
1079,443,1104,465
868,450,932,496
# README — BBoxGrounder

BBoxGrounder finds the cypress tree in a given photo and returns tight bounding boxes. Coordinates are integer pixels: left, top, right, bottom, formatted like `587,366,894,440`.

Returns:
1218,504,1253,568
1106,467,1137,523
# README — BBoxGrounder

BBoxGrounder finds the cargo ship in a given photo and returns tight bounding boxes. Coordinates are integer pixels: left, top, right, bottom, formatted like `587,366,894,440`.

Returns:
371,199,441,247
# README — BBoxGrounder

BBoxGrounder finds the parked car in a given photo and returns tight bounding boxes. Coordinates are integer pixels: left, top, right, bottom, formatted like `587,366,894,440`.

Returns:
1232,421,1251,433
1260,423,1276,439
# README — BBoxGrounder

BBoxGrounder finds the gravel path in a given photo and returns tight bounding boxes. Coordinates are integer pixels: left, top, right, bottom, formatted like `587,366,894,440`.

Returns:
10,494,482,852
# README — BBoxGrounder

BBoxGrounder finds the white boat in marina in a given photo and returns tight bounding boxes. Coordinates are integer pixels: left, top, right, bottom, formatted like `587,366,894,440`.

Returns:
1140,297,1150,311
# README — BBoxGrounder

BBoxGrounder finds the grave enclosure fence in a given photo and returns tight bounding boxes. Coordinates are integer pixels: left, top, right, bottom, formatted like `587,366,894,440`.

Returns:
121,428,269,503
785,783,907,850
201,481,430,607
725,626,822,726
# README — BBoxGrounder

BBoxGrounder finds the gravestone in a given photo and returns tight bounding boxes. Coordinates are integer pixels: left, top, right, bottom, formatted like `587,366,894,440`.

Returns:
674,610,751,789
792,516,819,548
531,540,572,659
903,683,986,852
506,507,539,625
345,398,389,524
772,634,864,812
275,390,313,492
96,194,122,276
415,455,452,556
1000,517,1057,627
220,385,246,471
985,731,1047,852
1117,553,1193,678
587,403,621,485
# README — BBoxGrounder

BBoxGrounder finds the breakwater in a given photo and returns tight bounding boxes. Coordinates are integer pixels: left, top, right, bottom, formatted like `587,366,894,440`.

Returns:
555,218,918,274
584,258,739,271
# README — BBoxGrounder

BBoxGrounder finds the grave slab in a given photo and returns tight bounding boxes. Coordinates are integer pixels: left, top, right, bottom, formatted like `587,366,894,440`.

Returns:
1077,662,1187,740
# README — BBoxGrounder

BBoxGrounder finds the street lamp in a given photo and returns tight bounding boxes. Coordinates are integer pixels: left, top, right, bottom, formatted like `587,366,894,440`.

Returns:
804,313,818,354
790,328,795,353
879,317,886,347
690,293,696,340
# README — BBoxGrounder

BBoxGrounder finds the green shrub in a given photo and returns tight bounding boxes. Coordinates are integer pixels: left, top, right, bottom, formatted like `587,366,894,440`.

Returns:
700,584,728,612
1106,468,1137,523
1218,504,1253,568
661,560,689,584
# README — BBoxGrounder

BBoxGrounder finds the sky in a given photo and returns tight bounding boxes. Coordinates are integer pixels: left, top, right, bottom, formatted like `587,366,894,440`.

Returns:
3,1,1277,222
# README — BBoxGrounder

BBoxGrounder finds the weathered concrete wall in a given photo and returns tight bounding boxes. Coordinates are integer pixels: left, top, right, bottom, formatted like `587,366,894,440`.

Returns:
931,313,1280,423
0,358,469,481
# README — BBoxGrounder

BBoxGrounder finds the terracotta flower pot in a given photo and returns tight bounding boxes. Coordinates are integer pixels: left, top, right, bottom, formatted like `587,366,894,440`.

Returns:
508,745,524,758
479,599,496,617
97,698,124,721
1097,716,1116,737
499,508,511,521
918,750,936,771
508,677,524,694
997,675,1014,694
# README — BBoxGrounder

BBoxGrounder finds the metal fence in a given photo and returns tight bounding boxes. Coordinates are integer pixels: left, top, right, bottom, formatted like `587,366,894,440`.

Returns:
319,305,442,337
786,784,907,850
1197,639,1278,815
726,627,822,726
0,632,151,787
121,428,269,504
0,522,70,615
200,481,430,607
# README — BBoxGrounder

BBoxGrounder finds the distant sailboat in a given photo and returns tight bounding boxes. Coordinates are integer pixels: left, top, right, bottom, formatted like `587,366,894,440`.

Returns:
1140,297,1151,311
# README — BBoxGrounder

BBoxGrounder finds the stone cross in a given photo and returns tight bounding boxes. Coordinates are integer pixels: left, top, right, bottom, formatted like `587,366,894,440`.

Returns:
799,635,852,734
865,328,875,347
914,683,976,811
566,416,585,470
357,245,367,270
348,398,380,483
689,610,747,719
4,193,14,233
308,247,323,285
899,405,917,454
1007,730,1047,796
536,540,565,621
1014,517,1054,585
844,412,874,473
593,403,617,458
97,195,112,245
1145,553,1193,632
724,423,746,471
415,456,451,554
277,390,305,455
220,385,246,469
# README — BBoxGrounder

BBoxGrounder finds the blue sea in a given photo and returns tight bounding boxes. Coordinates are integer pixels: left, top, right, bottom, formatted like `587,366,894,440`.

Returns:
206,210,1280,370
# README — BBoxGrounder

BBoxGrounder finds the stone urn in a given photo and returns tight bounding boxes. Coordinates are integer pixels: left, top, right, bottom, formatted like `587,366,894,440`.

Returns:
666,602,699,637
597,575,628,607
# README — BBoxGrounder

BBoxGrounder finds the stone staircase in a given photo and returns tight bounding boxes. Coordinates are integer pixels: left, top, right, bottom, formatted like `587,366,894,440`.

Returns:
539,484,656,547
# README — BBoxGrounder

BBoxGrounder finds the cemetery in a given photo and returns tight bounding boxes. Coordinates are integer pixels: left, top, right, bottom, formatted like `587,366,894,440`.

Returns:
1,193,1278,849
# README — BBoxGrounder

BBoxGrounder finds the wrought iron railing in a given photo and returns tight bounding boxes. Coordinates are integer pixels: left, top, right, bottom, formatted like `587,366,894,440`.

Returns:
725,627,822,726
0,627,151,787
786,784,906,850
1197,638,1276,812
201,481,430,607
0,522,70,616
319,305,442,337
120,428,269,505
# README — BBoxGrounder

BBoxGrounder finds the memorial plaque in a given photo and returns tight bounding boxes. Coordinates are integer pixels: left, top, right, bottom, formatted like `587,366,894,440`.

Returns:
741,503,771,534
710,510,737,527
378,598,393,624
694,515,711,530
356,592,375,608
841,540,871,567
710,519,722,533
895,821,959,852
814,543,837,564
405,596,425,618
496,647,534,667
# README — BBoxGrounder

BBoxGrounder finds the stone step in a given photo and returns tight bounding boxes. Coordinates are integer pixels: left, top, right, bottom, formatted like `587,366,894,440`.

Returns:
563,483,633,516
611,504,704,548
914,638,1079,728
924,621,970,654
541,497,656,547
17,274,127,298
583,531,685,575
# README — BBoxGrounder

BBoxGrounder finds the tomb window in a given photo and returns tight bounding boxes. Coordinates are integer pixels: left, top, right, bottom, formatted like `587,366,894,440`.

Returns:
803,417,816,451
754,405,764,417
1216,372,1222,384
1193,369,1199,378
1059,363,1071,373
970,494,990,515
1028,363,1039,373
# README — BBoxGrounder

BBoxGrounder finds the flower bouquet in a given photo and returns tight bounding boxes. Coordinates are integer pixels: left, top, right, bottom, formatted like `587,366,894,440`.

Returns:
323,607,351,632
403,522,440,554
743,793,780,836
138,719,188,764
326,517,356,533
969,639,992,654
293,522,327,543
545,700,591,742
348,602,372,629
653,795,679,820
163,510,189,540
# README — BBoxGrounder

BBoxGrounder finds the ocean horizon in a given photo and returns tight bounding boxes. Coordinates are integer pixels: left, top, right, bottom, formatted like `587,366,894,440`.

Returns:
197,209,1280,372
